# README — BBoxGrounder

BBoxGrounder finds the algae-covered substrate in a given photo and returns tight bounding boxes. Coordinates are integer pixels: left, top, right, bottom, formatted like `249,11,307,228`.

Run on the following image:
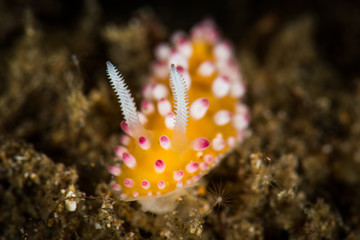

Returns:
1,1,359,239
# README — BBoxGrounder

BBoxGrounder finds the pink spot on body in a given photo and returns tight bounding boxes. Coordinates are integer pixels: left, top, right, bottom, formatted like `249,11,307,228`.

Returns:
212,136,226,151
155,43,171,61
111,183,122,191
152,84,169,100
176,181,183,188
212,76,231,98
199,162,208,171
176,38,193,59
154,159,166,173
236,103,249,113
137,111,148,125
232,112,249,130
193,137,210,151
132,191,139,197
122,152,136,169
214,40,232,60
227,136,236,147
191,19,219,44
142,84,153,100
141,100,155,115
120,121,131,135
165,112,175,129
157,98,172,116
139,136,146,144
169,51,188,69
214,110,232,126
114,146,127,160
141,179,150,189
230,80,245,98
138,136,150,150
171,31,187,45
153,62,168,79
173,170,184,181
108,166,121,176
159,135,171,150
158,180,165,189
186,162,199,173
176,66,185,73
124,178,134,188
120,135,130,146
204,154,214,164
190,98,209,120
197,61,215,77
192,175,201,182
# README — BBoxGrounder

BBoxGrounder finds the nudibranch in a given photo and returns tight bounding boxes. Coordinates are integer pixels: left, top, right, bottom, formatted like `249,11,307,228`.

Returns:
107,20,249,214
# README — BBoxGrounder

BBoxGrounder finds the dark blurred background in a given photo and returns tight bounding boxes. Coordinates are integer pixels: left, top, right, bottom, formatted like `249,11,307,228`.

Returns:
1,0,359,80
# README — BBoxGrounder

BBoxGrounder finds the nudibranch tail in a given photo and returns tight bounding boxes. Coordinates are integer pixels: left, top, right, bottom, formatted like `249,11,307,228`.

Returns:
169,64,189,152
106,61,145,139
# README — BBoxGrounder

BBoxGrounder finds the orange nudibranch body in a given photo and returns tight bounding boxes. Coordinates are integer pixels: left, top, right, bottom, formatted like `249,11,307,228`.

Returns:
108,20,249,201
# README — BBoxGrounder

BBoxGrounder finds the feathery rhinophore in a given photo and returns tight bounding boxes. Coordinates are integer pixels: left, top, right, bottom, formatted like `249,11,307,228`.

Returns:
169,64,189,152
106,61,143,138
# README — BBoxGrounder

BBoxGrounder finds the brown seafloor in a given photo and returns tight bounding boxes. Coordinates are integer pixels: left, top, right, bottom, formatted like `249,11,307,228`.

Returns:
0,1,360,239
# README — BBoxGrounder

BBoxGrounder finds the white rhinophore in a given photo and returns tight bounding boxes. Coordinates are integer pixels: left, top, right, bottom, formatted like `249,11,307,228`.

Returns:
106,61,149,140
169,64,190,152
